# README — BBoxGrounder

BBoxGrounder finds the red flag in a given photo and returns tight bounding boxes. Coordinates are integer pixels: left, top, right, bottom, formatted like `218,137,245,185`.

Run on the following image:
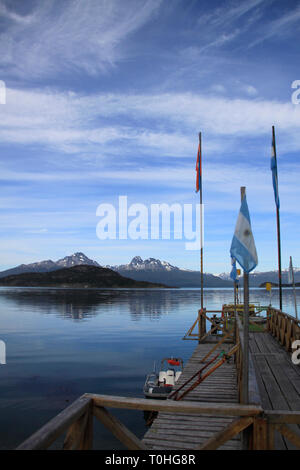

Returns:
196,142,202,193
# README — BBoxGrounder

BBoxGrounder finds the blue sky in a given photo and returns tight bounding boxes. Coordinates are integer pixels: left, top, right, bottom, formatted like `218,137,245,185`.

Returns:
0,0,300,273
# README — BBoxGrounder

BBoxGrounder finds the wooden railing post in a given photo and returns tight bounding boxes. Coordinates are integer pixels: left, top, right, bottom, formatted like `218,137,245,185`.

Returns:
267,422,275,450
252,417,268,450
198,309,201,343
63,400,93,450
202,308,207,336
198,309,206,342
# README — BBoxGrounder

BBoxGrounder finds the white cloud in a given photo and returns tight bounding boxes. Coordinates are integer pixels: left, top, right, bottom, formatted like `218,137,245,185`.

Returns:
0,3,35,24
198,0,267,28
0,158,299,213
195,0,269,53
241,85,258,96
2,87,300,153
210,84,226,94
249,4,300,47
0,0,162,78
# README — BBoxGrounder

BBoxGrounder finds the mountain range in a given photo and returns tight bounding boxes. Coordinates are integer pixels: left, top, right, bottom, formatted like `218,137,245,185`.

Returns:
0,265,165,289
218,268,300,287
0,253,298,288
106,256,233,287
0,252,99,278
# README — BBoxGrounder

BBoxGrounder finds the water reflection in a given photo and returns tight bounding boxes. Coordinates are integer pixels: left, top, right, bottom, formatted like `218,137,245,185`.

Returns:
0,287,299,322
0,288,206,322
1,286,300,323
0,287,299,449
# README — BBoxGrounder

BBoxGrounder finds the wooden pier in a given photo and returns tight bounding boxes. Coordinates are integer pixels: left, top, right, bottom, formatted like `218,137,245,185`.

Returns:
142,342,241,450
250,331,300,450
16,306,300,451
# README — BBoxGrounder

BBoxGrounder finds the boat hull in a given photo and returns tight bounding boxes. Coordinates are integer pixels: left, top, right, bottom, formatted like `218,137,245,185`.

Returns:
143,385,173,399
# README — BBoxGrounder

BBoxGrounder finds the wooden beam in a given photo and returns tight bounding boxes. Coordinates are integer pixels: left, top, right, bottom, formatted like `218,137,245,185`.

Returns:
87,394,262,416
81,405,93,450
63,406,92,450
265,410,300,424
16,395,91,450
196,417,254,450
252,417,268,450
275,424,300,449
236,316,262,405
267,423,275,450
93,406,147,450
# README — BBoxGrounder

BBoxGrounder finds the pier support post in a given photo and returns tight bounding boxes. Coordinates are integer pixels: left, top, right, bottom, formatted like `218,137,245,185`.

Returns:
198,309,206,343
240,186,250,449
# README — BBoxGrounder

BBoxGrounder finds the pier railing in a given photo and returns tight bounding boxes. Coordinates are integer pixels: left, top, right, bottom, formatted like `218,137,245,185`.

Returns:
266,307,300,351
16,393,300,450
183,304,269,343
182,308,235,342
16,393,262,450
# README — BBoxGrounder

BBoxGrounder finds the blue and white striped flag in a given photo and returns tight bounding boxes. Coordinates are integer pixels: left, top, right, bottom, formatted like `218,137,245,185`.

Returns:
230,257,238,282
271,131,280,209
230,195,258,274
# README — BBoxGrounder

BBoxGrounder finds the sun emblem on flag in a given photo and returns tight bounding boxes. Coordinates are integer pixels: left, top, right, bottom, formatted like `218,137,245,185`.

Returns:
244,229,251,237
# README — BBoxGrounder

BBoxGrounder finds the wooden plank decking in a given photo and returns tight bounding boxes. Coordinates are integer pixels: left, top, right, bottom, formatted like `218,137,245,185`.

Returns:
250,332,300,450
142,341,241,450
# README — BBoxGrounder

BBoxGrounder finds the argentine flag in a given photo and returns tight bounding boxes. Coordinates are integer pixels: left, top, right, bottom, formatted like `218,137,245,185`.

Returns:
230,195,258,274
230,257,238,282
271,132,280,209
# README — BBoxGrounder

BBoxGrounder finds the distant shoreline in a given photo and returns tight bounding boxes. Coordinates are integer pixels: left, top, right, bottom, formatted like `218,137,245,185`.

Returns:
0,285,299,291
0,265,168,289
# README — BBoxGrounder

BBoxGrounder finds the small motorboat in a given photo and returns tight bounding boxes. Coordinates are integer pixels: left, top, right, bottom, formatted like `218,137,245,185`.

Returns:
143,357,183,399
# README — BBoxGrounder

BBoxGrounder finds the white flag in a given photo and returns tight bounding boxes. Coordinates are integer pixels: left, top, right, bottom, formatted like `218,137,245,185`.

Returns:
288,256,294,285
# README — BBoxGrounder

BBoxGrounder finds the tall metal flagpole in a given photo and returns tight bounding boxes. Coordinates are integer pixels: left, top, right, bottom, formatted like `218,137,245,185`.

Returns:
290,256,298,320
199,132,204,311
272,125,283,311
241,186,249,405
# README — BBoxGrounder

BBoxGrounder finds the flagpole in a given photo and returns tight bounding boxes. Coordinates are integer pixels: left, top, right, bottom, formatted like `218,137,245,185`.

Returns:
241,186,249,405
199,132,204,311
290,256,298,320
272,125,283,311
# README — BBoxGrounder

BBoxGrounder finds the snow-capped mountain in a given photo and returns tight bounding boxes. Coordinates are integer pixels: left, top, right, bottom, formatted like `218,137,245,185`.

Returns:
218,268,300,286
56,252,100,269
108,257,232,287
218,272,231,281
2,252,297,288
109,256,180,272
0,252,100,278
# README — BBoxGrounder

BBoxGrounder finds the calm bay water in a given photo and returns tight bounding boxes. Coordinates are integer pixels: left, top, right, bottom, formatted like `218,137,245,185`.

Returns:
0,286,299,450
